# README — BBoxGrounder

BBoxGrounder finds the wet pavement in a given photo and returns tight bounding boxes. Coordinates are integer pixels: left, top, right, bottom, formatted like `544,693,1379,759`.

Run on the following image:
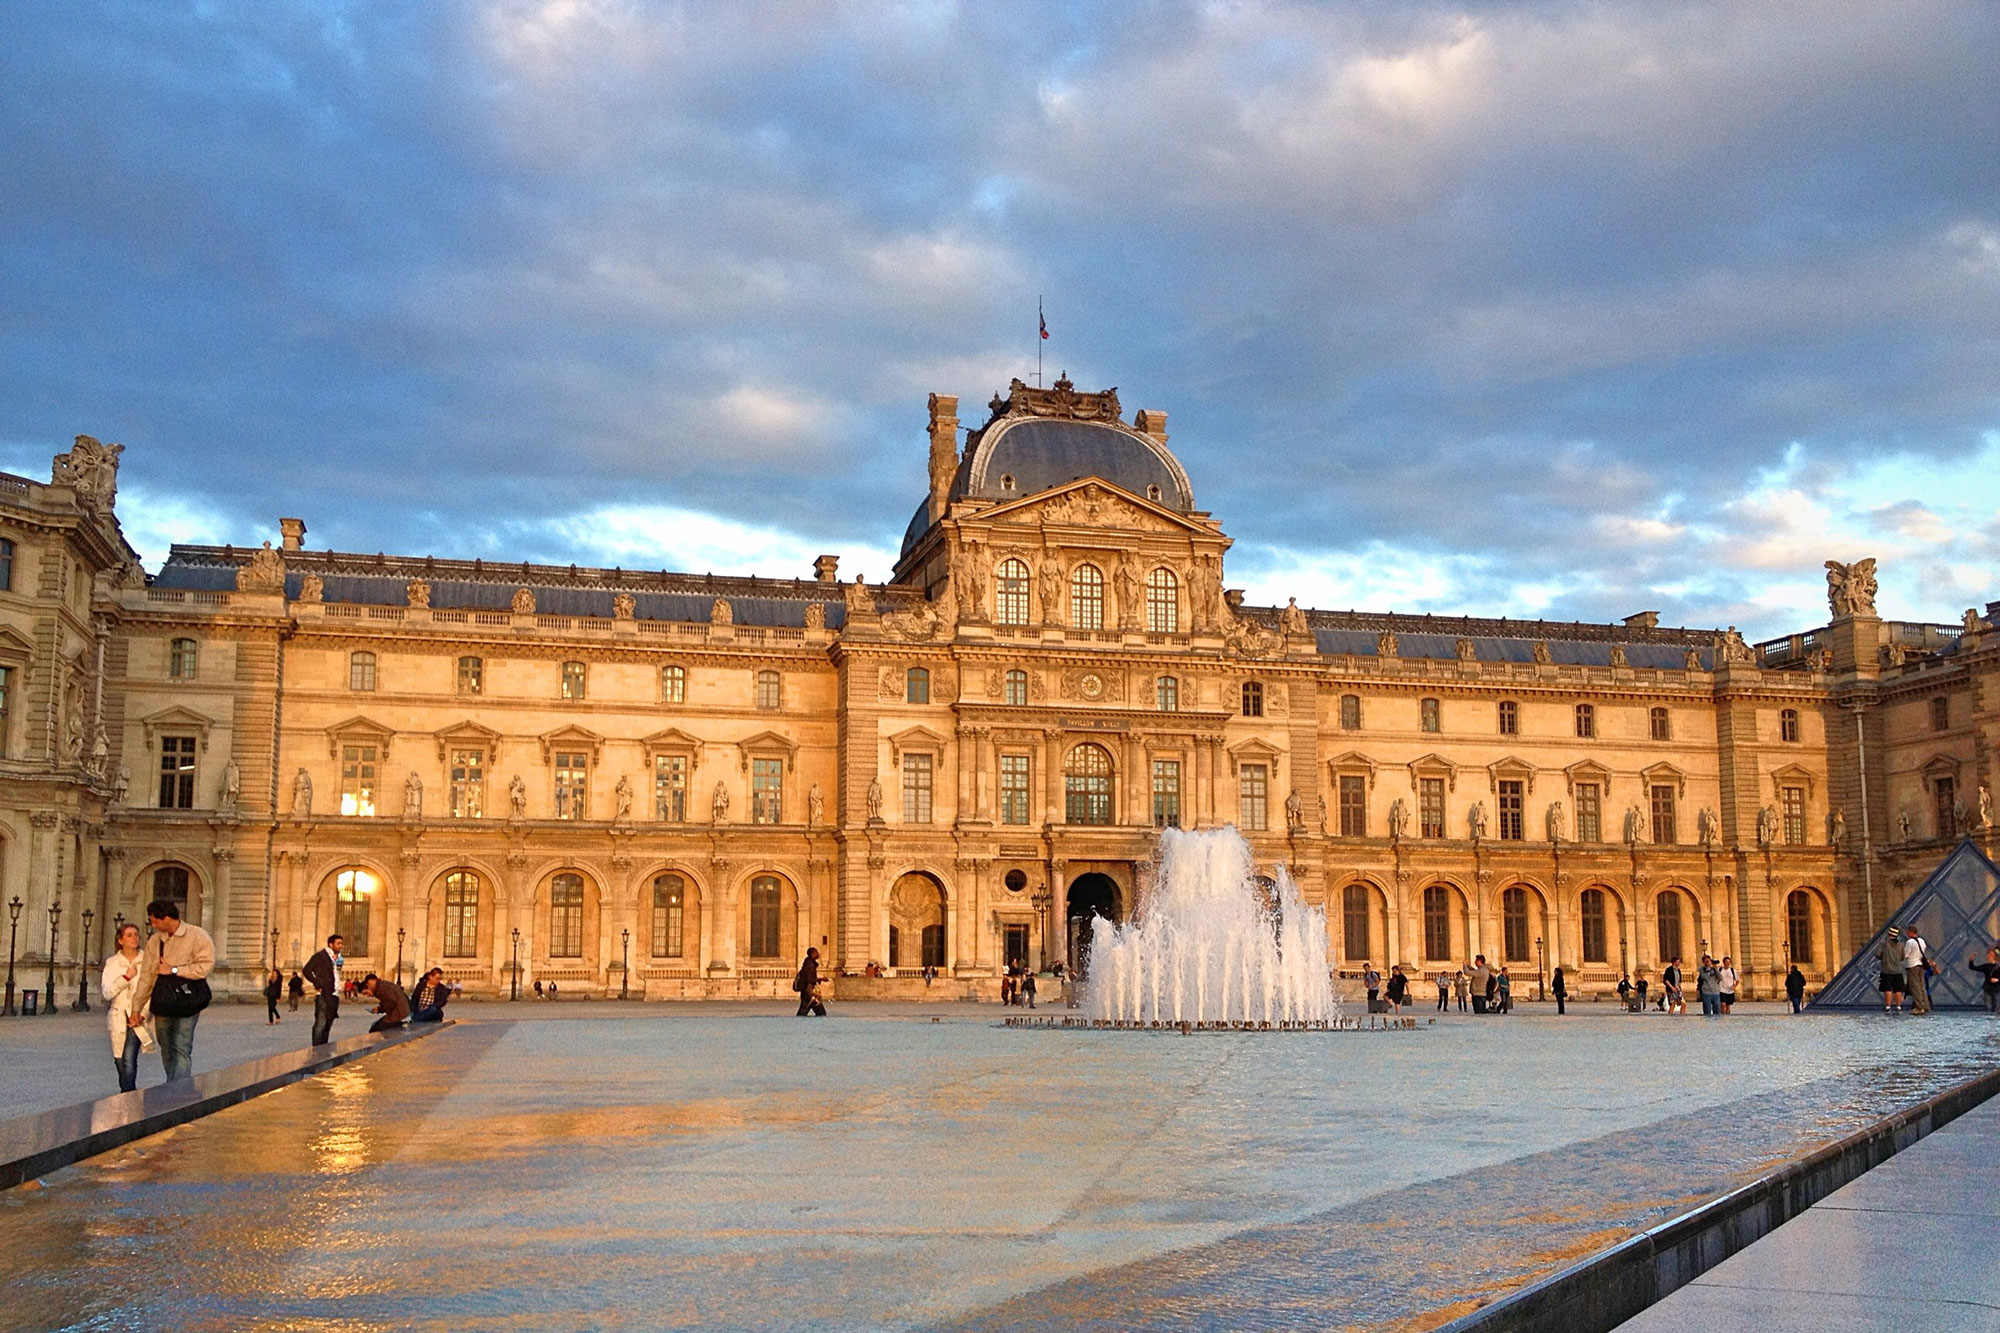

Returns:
1,1007,1995,1331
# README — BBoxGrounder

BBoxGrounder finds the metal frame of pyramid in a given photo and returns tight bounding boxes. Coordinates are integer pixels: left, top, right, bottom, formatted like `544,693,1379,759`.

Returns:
1810,838,2000,1010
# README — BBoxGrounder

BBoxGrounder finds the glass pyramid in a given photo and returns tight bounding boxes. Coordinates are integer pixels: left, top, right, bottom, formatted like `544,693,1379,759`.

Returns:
1811,839,2000,1010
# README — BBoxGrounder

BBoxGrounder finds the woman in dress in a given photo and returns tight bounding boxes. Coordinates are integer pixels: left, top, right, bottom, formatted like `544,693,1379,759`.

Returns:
101,922,156,1092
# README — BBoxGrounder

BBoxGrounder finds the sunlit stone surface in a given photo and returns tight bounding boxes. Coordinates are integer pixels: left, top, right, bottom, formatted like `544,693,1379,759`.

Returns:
2,1011,1994,1331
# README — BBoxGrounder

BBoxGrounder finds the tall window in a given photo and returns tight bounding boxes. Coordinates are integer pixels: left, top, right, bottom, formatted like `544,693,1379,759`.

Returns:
1340,694,1361,730
749,876,781,958
652,874,685,958
1065,743,1114,826
1000,754,1031,825
1241,682,1264,717
1156,675,1179,711
1782,785,1806,845
449,748,484,818
1649,707,1671,741
1422,885,1451,961
995,558,1031,626
1004,669,1028,706
1498,700,1518,735
1655,890,1684,964
905,667,930,704
554,751,588,819
1651,785,1677,844
1070,563,1104,630
901,754,933,824
457,656,483,694
1580,888,1608,964
548,873,584,957
158,736,197,809
1574,703,1595,738
752,758,783,823
1419,777,1445,839
1935,776,1958,839
0,538,11,590
349,650,376,691
654,754,687,821
1779,707,1799,742
755,670,781,710
1497,780,1524,840
1576,783,1602,842
1145,567,1179,633
1343,885,1372,962
1239,763,1269,831
340,744,377,816
334,869,374,957
1931,696,1950,732
1786,890,1814,965
0,664,10,756
1502,887,1531,962
1152,759,1181,828
152,865,191,914
1420,698,1441,733
169,637,198,680
561,661,587,700
660,664,686,703
443,871,479,957
1338,775,1366,836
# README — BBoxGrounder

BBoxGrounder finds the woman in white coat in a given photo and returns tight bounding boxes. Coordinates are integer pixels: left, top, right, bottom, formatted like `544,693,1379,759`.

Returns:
101,922,156,1092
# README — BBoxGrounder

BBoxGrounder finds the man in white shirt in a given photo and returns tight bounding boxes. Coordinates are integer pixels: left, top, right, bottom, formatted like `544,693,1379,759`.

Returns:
1718,957,1740,1014
1904,929,1934,1014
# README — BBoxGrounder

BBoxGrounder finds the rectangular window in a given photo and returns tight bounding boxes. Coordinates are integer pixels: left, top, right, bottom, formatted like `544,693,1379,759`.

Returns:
554,751,588,819
443,874,479,958
901,754,933,824
1650,707,1671,741
0,538,11,591
1580,892,1608,964
1576,783,1602,843
1419,777,1445,839
752,757,784,824
756,671,782,710
1004,670,1028,706
1339,694,1361,730
1575,703,1595,738
561,661,587,700
457,656,483,694
1070,567,1104,629
0,664,9,756
1241,682,1264,717
339,744,376,816
1497,779,1524,840
1156,676,1178,712
1931,696,1950,732
1000,754,1031,825
1152,760,1181,829
654,754,687,821
1650,784,1677,845
1420,698,1440,732
652,877,685,958
169,638,198,680
1004,922,1030,969
158,735,197,809
1782,785,1806,845
1498,700,1518,735
349,652,376,691
1936,776,1957,839
1343,887,1371,962
1780,708,1800,742
906,668,929,704
449,748,484,818
1338,775,1366,837
1239,764,1269,831
660,664,686,703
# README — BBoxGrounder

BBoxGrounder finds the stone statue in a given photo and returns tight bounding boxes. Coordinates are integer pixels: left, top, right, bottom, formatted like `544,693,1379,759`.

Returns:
1284,787,1304,832
51,433,123,511
613,592,635,620
236,541,285,594
1037,553,1064,625
1624,806,1644,844
292,767,314,817
1965,608,1985,635
1114,554,1142,630
1685,648,1703,671
1829,808,1847,847
1377,631,1398,659
1757,804,1778,847
1468,801,1488,841
1455,637,1476,662
298,572,324,604
511,587,536,615
1545,800,1565,843
406,578,431,609
1825,558,1879,618
1981,785,1994,831
1899,808,1912,841
614,774,633,822
866,777,884,822
1697,807,1718,847
59,678,85,765
508,774,528,817
112,763,130,805
1188,556,1223,632
1608,644,1629,668
1532,641,1552,665
844,575,873,617
221,760,241,811
403,770,423,819
711,597,733,626
1388,797,1409,840
803,602,825,631
808,783,824,827
1716,628,1753,664
1279,598,1310,637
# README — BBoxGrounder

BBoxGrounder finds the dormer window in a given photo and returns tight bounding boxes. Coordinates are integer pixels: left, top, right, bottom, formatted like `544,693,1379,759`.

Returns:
1000,474,1016,492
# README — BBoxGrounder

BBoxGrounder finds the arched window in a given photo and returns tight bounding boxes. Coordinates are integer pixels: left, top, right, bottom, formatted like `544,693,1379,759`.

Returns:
1786,890,1814,966
1064,743,1114,826
169,638,199,680
1650,706,1671,741
443,870,480,958
561,660,587,700
756,670,781,710
905,667,930,704
1340,694,1362,730
995,559,1030,626
1779,707,1799,742
1420,697,1441,733
1342,884,1372,962
1004,669,1028,706
1580,888,1609,964
152,865,191,913
334,869,375,957
1502,887,1531,962
749,876,782,958
1241,681,1264,717
1655,889,1684,964
1156,675,1179,711
348,650,376,691
457,655,483,694
1070,563,1104,630
1145,567,1179,633
660,664,686,703
1422,885,1452,961
652,873,685,958
548,873,585,957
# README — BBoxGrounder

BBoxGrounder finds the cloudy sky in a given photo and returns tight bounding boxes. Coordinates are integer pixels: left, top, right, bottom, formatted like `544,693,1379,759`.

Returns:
2,1,1996,638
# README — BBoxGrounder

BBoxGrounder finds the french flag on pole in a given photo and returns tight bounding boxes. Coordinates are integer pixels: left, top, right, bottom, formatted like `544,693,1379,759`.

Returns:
1039,306,1048,340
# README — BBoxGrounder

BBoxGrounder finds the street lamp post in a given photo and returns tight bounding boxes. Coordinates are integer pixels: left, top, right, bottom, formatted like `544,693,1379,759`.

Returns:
510,927,521,1001
1031,884,1052,972
395,928,406,990
1536,935,1546,1003
271,928,280,971
44,901,62,1017
4,896,23,1015
73,909,94,1011
620,928,630,1000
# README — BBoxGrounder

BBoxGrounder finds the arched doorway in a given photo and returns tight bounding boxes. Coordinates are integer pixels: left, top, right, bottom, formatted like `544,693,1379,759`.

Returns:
888,872,946,970
1066,873,1121,976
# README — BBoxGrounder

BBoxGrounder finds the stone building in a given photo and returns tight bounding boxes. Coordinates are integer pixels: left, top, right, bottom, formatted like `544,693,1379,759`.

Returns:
3,383,1995,1003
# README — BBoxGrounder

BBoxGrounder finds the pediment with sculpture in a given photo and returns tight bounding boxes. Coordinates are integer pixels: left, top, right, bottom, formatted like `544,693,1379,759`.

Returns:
970,478,1215,538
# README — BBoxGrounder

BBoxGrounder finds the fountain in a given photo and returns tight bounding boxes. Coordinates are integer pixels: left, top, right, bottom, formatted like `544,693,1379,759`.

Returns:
1085,826,1340,1027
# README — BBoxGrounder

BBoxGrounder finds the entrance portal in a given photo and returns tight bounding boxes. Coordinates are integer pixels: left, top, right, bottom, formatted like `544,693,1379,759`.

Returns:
1066,872,1121,977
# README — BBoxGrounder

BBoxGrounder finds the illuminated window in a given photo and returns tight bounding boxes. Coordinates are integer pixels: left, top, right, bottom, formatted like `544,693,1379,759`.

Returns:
449,748,484,818
1070,563,1104,630
553,751,588,819
339,744,376,816
660,664,685,703
1145,568,1179,633
348,650,376,691
654,754,687,821
995,559,1030,626
561,661,587,700
549,873,584,957
443,871,480,957
335,869,374,957
456,656,482,694
652,874,685,958
1064,743,1114,825
901,753,933,824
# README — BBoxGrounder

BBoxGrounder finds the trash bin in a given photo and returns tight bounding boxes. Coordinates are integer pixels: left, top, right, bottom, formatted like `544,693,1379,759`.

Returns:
21,989,38,1015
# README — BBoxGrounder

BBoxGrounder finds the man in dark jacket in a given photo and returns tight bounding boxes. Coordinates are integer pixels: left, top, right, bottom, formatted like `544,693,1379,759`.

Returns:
409,968,451,1022
794,947,826,1017
303,934,344,1046
360,973,410,1031
1969,948,2000,1013
1785,964,1808,1013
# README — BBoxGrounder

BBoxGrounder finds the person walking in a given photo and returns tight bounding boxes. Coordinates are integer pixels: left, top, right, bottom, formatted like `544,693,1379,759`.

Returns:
287,970,304,1012
1385,965,1408,1015
1878,927,1906,1012
1551,966,1568,1015
1969,948,2000,1013
1022,967,1038,1009
1662,959,1685,1015
1696,956,1722,1017
793,947,826,1017
263,968,284,1024
100,922,156,1093
1718,957,1740,1014
1453,969,1470,1013
1785,963,1808,1013
303,934,344,1046
129,898,214,1083
359,973,410,1032
1496,967,1512,1015
1435,971,1451,1013
1904,928,1934,1014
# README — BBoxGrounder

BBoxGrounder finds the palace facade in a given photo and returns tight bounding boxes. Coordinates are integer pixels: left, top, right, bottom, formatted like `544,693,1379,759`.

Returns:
2,382,1995,1003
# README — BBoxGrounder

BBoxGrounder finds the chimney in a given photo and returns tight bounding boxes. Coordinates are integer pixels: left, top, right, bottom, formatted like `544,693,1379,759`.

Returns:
1134,409,1168,443
279,517,307,551
813,554,840,583
927,393,959,524
1622,611,1659,629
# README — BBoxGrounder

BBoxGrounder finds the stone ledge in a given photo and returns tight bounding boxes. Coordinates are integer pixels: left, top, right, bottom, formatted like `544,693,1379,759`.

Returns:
0,1020,453,1191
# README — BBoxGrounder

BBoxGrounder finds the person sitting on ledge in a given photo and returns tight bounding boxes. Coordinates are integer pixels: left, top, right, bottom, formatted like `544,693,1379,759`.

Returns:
409,968,451,1022
360,973,410,1032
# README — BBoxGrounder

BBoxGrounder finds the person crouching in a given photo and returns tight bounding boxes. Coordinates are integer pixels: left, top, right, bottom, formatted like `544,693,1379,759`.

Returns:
360,973,410,1032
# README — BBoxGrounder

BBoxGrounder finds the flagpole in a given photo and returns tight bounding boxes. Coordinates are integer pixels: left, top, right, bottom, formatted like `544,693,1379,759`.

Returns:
1037,295,1044,387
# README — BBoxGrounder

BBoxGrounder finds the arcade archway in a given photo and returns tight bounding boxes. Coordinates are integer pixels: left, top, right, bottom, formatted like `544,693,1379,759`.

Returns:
1066,873,1121,976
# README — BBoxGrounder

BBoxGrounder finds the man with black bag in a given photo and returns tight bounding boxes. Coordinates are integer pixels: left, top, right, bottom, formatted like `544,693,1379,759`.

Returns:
130,899,214,1083
303,934,345,1046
